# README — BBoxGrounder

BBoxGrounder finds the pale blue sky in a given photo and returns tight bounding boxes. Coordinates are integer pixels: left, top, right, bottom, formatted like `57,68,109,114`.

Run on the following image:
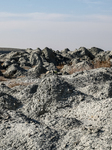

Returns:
0,0,112,50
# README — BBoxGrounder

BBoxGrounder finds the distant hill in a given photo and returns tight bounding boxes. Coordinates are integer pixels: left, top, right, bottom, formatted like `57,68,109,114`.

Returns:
0,47,26,53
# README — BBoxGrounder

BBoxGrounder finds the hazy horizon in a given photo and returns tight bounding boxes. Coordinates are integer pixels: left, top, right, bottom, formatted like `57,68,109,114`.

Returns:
0,0,112,51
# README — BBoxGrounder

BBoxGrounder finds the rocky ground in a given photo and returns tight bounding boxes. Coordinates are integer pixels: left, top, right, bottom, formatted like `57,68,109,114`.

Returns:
0,47,112,150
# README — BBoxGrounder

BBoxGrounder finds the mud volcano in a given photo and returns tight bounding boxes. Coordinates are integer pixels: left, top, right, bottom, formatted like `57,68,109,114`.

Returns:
0,47,112,150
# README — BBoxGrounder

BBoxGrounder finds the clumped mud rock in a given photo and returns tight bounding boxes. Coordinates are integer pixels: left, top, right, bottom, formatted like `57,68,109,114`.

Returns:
0,47,112,150
0,70,2,76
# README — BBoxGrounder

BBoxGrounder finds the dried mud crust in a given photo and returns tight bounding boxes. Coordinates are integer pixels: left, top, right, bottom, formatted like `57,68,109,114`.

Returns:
0,76,40,88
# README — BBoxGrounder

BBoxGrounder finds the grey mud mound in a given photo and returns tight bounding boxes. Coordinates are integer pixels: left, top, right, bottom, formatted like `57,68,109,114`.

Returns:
0,47,112,150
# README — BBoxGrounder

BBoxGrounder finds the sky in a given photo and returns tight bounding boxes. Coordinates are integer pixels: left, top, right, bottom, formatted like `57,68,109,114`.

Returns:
0,0,112,51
